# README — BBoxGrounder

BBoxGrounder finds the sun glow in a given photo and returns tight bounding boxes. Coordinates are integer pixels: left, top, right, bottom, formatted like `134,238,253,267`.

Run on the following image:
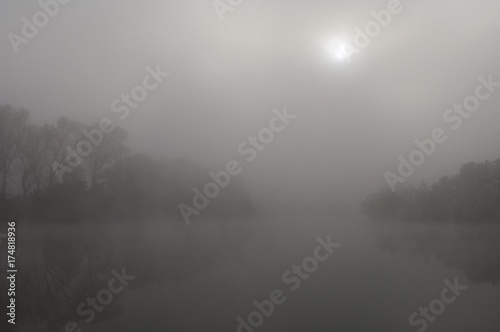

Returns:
324,38,349,63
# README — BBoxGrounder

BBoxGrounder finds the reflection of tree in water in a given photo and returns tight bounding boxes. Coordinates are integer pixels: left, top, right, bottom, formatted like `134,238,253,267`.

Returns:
0,219,249,330
0,105,256,329
369,222,500,285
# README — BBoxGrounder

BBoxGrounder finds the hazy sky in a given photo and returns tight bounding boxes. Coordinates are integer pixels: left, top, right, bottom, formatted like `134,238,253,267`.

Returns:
2,0,500,208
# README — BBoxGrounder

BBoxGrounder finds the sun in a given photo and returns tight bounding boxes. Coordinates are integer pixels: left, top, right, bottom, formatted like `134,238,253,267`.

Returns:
324,38,350,63
336,48,348,61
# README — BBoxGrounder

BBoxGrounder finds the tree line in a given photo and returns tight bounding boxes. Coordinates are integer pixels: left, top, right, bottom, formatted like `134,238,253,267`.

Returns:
0,105,255,222
362,159,500,223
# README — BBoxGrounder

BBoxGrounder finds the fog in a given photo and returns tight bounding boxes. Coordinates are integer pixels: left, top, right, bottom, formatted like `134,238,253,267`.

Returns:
1,0,500,331
3,0,500,209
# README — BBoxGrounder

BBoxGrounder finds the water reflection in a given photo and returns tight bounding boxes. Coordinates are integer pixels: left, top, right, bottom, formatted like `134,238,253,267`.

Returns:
0,219,250,330
369,221,500,285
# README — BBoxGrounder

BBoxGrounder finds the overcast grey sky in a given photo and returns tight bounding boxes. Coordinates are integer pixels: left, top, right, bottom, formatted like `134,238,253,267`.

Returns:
2,0,500,208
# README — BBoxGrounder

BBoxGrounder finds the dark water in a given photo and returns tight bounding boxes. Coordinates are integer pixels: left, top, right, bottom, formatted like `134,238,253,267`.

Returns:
9,213,500,332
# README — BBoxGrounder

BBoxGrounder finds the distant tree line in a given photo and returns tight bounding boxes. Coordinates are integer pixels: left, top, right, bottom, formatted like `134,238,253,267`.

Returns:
0,105,255,222
362,159,500,223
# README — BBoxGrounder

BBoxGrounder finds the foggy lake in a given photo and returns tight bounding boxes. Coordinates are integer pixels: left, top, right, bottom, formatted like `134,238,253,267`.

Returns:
2,0,500,331
9,212,500,332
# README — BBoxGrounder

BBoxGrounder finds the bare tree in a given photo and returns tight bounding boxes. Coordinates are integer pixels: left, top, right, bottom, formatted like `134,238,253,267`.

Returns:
0,105,29,197
17,124,52,194
84,125,129,190
45,117,82,188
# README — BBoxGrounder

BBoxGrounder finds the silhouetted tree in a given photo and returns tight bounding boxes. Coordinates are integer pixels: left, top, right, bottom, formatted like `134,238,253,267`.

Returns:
0,105,28,197
363,159,500,223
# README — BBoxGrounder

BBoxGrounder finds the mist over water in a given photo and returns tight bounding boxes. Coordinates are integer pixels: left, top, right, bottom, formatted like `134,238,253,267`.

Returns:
7,212,500,332
2,0,500,331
